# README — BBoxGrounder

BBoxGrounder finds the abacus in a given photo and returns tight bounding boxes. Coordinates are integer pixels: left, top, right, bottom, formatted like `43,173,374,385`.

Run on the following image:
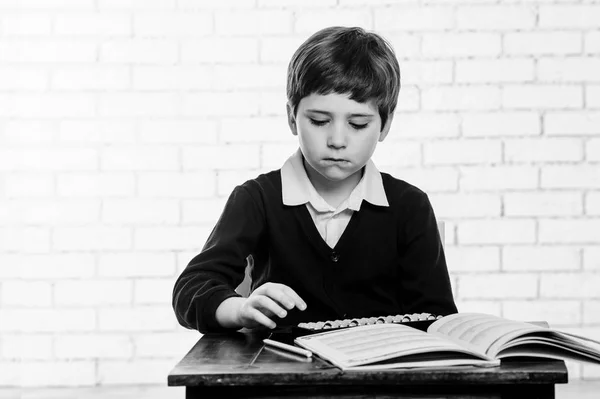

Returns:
295,312,442,334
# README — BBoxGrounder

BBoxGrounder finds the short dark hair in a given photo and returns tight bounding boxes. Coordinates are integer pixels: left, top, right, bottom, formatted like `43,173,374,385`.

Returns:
286,26,401,130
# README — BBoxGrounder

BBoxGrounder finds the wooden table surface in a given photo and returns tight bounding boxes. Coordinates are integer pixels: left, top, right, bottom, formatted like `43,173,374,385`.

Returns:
168,329,568,399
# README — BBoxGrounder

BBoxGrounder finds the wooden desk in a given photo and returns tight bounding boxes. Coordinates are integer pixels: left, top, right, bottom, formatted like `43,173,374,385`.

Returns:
168,330,568,399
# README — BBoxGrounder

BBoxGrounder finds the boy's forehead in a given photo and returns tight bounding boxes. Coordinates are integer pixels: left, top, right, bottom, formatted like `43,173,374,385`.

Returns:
300,93,378,115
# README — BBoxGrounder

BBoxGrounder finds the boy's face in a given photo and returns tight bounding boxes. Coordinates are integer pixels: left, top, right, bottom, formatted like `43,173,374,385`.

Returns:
287,92,392,186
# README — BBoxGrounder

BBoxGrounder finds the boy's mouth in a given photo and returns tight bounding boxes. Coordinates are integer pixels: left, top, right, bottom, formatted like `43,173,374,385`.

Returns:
323,158,349,164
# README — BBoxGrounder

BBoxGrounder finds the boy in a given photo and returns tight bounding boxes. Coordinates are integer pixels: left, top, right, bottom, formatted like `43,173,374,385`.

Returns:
173,26,457,333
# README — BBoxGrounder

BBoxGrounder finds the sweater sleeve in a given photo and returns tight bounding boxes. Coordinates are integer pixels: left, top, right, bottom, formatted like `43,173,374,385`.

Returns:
397,190,458,317
172,184,266,333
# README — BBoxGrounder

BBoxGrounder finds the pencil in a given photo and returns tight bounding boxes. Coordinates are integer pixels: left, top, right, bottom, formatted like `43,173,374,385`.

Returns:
263,339,313,358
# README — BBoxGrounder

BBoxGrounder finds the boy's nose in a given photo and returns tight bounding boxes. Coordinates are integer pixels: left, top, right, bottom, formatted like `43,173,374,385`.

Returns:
327,124,347,148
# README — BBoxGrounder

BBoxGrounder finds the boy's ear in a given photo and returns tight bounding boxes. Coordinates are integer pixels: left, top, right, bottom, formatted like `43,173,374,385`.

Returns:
378,113,394,142
286,102,298,136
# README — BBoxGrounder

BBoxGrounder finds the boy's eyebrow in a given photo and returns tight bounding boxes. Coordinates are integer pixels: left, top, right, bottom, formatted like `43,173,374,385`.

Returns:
305,109,375,117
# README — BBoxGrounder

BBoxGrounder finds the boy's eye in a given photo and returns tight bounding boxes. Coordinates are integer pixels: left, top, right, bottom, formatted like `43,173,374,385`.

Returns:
309,118,328,126
350,123,368,130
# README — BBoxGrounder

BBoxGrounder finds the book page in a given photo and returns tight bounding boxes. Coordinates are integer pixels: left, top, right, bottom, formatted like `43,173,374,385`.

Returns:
294,323,492,370
427,313,548,358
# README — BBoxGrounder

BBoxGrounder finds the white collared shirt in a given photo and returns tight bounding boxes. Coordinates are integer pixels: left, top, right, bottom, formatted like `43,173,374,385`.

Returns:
281,149,389,248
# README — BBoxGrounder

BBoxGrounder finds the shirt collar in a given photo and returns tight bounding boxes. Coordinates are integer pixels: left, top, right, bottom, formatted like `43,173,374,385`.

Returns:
281,149,389,209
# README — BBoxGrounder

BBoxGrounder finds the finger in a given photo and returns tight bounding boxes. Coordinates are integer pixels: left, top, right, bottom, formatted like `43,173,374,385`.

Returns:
277,284,307,311
252,295,289,319
245,306,277,329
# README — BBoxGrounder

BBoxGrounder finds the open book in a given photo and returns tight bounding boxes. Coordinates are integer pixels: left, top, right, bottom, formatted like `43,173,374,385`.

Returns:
293,312,600,371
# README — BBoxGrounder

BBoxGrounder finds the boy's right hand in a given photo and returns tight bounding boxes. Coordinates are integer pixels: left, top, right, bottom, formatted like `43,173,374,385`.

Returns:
237,282,307,329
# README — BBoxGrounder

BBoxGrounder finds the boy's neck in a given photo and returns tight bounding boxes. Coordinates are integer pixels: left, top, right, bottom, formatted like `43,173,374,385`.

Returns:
303,159,363,209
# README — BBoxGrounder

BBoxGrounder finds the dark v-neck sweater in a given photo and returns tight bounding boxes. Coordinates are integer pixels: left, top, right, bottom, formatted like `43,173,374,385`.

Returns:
173,169,457,333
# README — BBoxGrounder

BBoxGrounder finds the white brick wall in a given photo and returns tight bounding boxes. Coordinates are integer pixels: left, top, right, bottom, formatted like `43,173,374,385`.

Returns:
1,0,599,389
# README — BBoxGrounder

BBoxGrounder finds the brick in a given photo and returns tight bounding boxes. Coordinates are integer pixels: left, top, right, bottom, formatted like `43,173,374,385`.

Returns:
392,112,459,138
503,301,581,326
182,198,228,225
458,273,538,299
98,0,174,9
103,199,179,224
213,64,285,90
183,144,261,170
53,227,132,251
134,226,213,251
55,280,131,306
0,253,95,279
461,166,538,191
505,192,582,217
98,306,175,331
587,192,600,215
181,0,254,8
101,146,179,171
388,167,459,192
462,112,540,137
135,279,173,304
456,59,534,83
220,117,291,143
539,5,600,29
98,252,176,277
541,165,600,188
57,173,135,197
4,172,55,199
260,37,306,63
422,86,501,111
98,93,179,117
1,13,52,35
0,228,49,253
372,141,421,167
215,9,292,35
454,301,501,316
134,12,212,36
503,246,581,271
545,112,600,136
0,39,96,63
505,138,583,163
138,172,216,198
55,334,133,359
139,120,217,143
541,273,600,298
20,361,96,387
182,92,260,117
504,32,581,56
54,13,130,35
429,193,501,218
444,246,500,272
586,138,600,162
0,67,48,90
586,31,600,54
297,8,374,34
97,359,175,385
133,331,199,357
583,301,600,324
59,120,136,144
0,309,95,332
458,220,536,244
52,66,129,90
217,169,262,197
0,335,52,360
3,121,56,144
538,58,600,83
422,33,501,57
401,61,453,85
503,85,582,109
181,38,258,63
375,6,452,31
9,0,94,7
100,39,178,64
258,0,335,6
1,281,52,307
0,199,100,225
11,94,96,118
133,66,213,90
456,5,535,30
584,247,600,271
424,139,502,165
395,86,420,112
260,143,300,170
589,85,600,108
385,34,421,59
539,219,600,244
